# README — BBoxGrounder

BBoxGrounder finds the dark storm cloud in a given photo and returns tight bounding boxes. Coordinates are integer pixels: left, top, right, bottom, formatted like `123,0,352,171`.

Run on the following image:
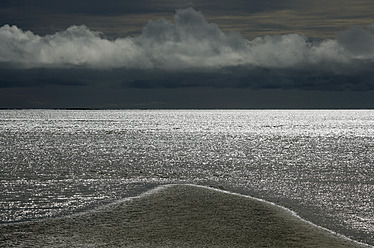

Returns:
0,0,158,15
1,7,374,94
2,0,374,39
0,0,288,15
0,68,92,88
121,67,374,91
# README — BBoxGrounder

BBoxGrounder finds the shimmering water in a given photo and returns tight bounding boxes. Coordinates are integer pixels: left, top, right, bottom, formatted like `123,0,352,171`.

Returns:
0,110,373,245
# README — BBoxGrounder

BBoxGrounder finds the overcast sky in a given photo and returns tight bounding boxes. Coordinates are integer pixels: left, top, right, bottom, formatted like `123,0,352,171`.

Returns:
1,0,374,108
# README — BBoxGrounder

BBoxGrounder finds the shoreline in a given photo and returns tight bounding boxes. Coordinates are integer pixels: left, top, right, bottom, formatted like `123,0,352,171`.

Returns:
0,184,371,247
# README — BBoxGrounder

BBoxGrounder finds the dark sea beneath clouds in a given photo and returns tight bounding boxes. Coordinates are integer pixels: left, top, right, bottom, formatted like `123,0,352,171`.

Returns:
0,109,373,245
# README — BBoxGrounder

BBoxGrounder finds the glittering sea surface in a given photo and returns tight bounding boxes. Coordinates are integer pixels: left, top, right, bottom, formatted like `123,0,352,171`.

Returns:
0,110,373,245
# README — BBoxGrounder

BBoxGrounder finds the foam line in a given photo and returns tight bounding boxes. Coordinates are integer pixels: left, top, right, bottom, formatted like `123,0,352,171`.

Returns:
0,183,371,247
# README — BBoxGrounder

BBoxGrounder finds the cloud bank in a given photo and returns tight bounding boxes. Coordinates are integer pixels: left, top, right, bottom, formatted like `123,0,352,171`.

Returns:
1,7,374,72
1,8,374,92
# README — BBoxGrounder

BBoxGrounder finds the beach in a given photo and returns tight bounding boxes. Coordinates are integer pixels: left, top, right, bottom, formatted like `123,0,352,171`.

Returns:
0,184,368,247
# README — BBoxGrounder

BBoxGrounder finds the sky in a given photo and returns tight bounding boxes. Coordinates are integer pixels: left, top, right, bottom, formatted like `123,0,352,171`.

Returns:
1,0,374,108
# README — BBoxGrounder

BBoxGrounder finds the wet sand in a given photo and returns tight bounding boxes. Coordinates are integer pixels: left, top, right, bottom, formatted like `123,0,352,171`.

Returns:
0,184,369,247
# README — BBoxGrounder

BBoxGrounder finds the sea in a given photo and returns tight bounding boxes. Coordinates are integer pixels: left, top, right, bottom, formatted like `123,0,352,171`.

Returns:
0,109,373,246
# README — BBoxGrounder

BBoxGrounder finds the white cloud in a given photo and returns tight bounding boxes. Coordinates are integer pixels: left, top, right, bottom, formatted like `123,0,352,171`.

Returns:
0,24,145,69
1,8,374,72
335,25,374,58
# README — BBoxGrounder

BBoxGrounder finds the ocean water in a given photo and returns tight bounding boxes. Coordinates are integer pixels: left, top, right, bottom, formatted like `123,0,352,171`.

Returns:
0,109,373,245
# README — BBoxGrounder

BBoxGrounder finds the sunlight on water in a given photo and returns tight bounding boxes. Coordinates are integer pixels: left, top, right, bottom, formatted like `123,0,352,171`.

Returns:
0,109,373,245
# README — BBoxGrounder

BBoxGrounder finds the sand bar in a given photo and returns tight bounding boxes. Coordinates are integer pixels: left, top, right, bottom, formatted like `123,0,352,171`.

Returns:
0,184,369,247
